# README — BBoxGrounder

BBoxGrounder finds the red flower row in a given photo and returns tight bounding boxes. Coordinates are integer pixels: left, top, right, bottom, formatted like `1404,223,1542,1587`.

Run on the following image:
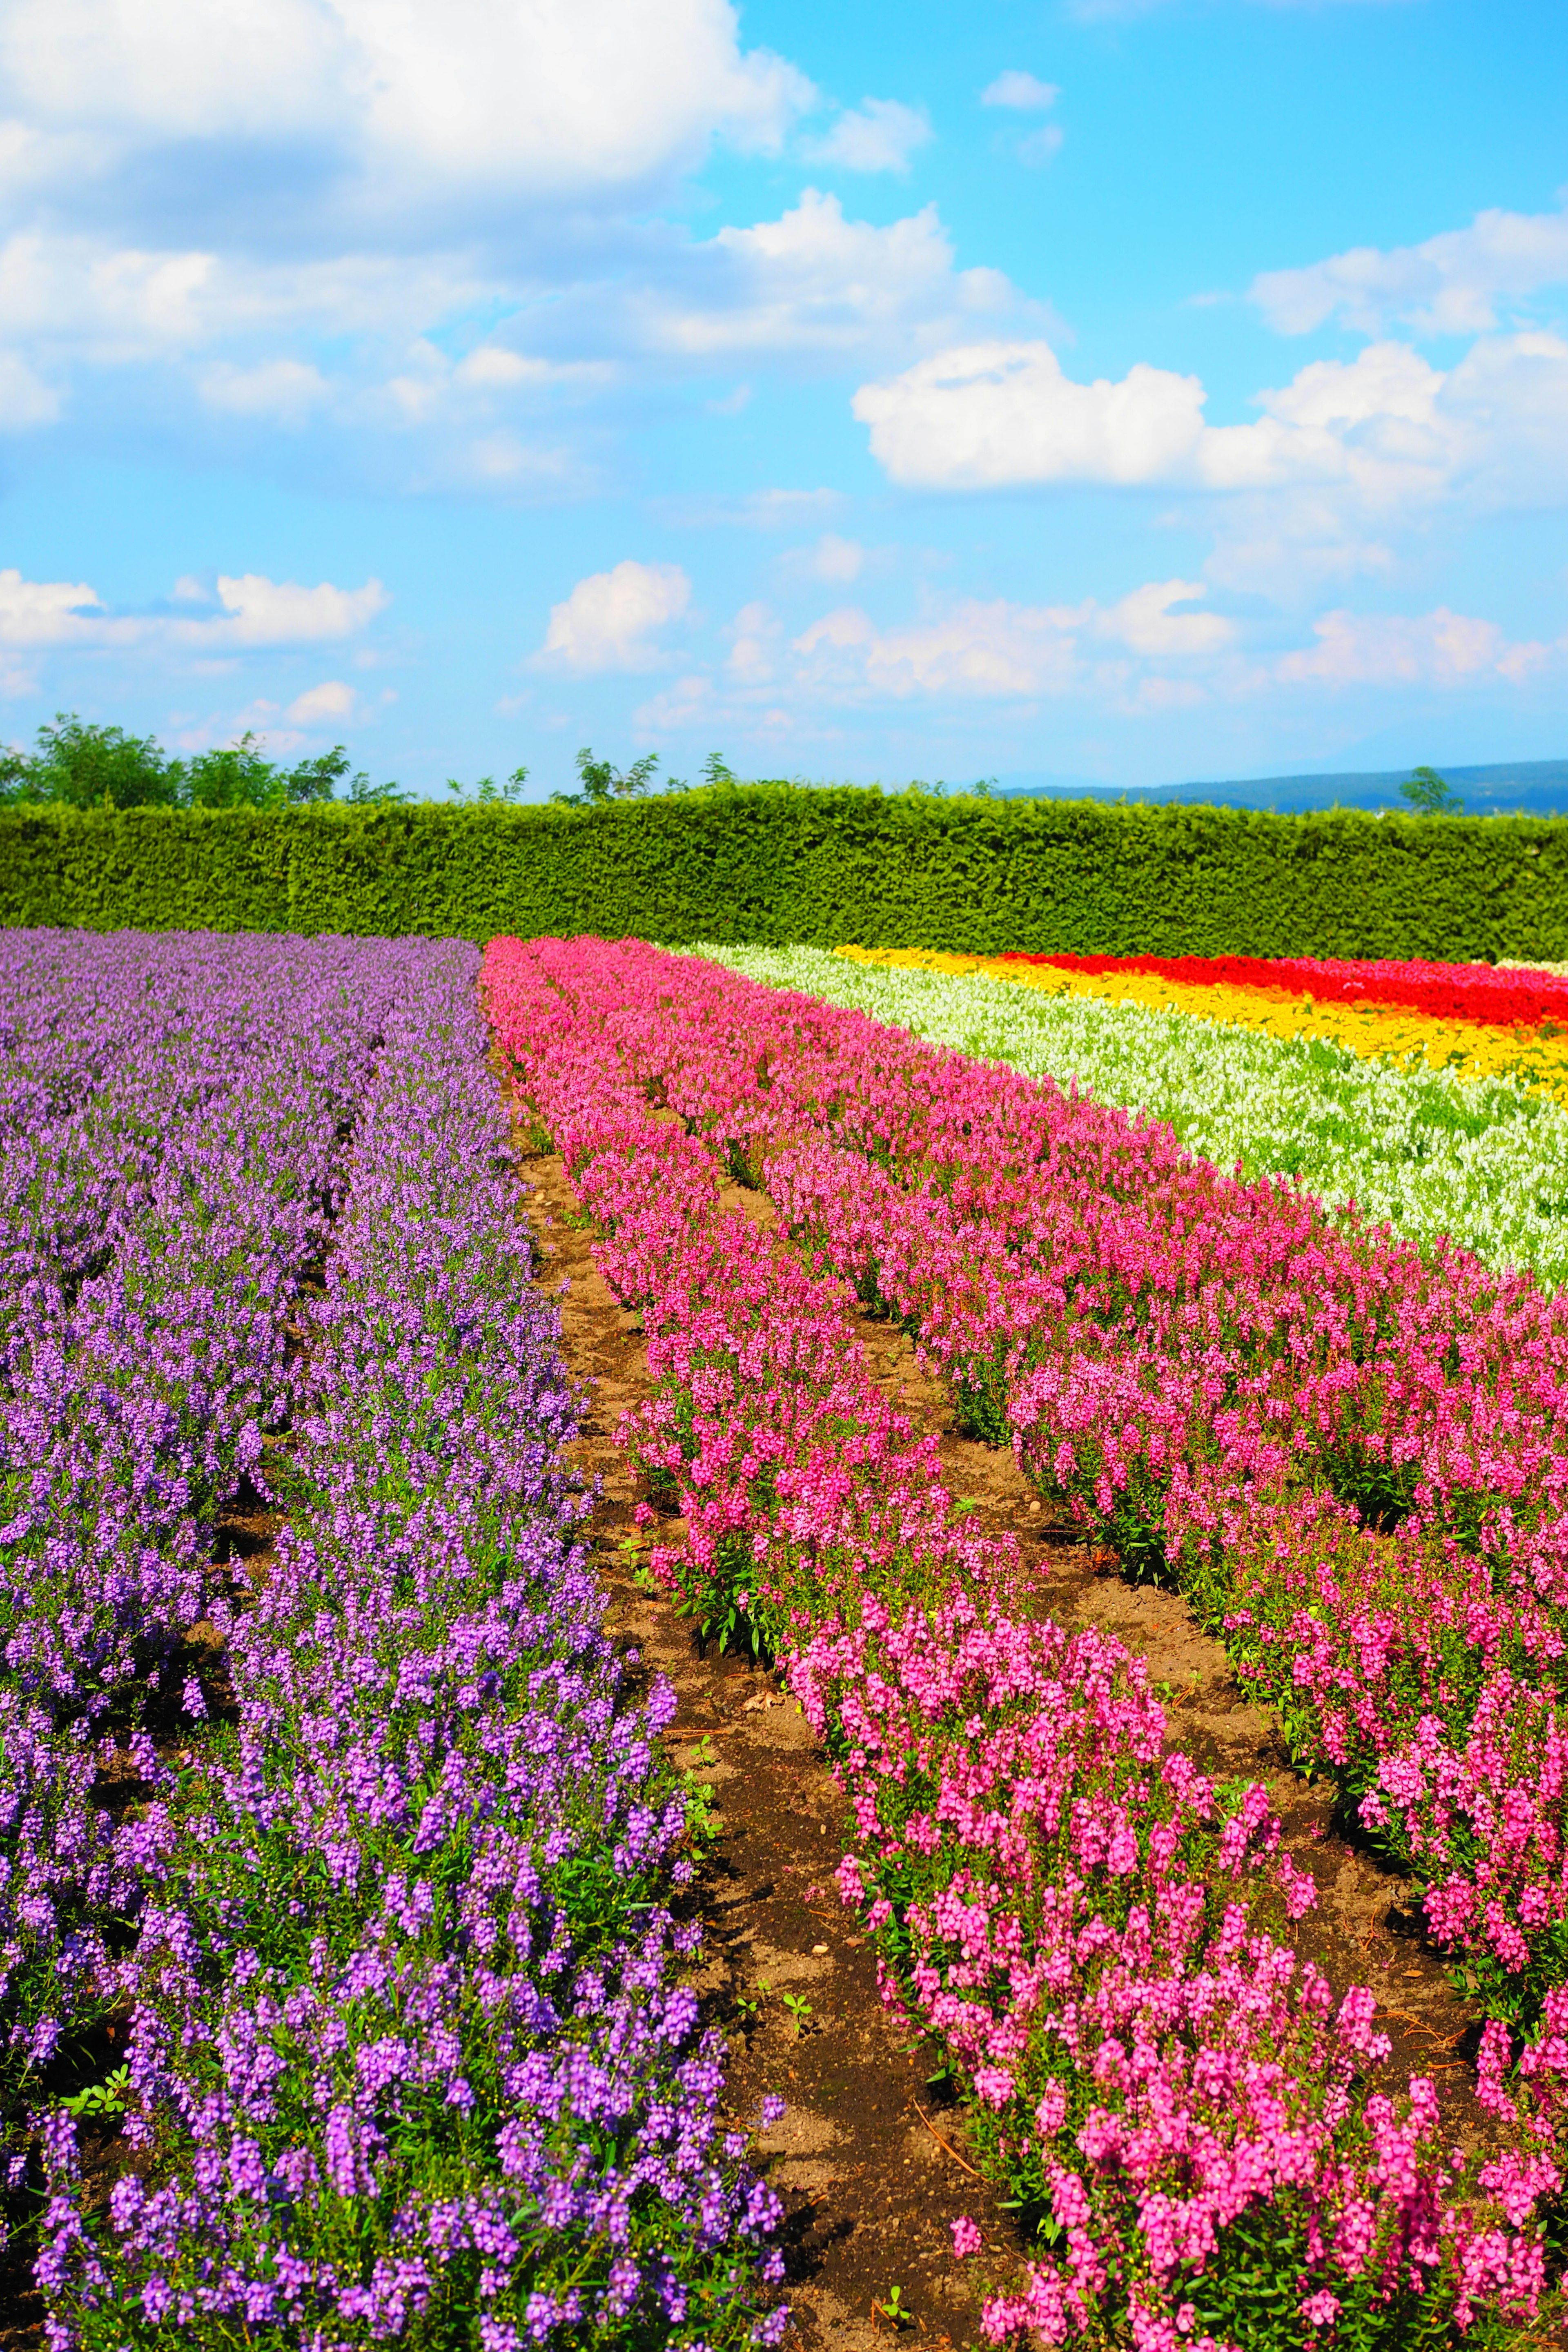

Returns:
998,951,1568,1029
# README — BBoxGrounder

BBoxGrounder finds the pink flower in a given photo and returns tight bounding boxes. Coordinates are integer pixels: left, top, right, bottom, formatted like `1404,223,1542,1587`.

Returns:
951,2215,983,2259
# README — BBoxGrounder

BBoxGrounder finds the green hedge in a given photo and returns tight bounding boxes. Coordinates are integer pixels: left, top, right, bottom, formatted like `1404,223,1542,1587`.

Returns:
4,786,1568,960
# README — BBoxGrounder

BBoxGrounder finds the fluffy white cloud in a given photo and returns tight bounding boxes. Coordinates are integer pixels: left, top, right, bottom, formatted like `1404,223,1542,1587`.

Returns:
285,679,359,724
852,331,1568,522
1252,200,1568,337
801,98,931,175
853,339,1208,487
194,574,390,646
0,0,813,220
533,560,691,673
0,566,388,649
0,569,104,645
1276,606,1556,690
980,71,1059,110
0,230,496,364
634,191,1027,363
791,578,1230,699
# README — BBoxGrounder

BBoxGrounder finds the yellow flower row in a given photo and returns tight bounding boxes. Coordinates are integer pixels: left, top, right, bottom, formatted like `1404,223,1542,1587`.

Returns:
835,945,1568,1107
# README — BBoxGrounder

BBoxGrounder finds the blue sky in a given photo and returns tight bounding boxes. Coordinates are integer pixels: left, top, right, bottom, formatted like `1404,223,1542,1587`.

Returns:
0,0,1564,796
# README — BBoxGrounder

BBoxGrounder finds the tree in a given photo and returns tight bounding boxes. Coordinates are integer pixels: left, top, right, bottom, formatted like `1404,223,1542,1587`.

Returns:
445,766,529,805
5,714,179,808
1400,764,1463,815
182,736,351,808
550,747,664,807
0,716,377,809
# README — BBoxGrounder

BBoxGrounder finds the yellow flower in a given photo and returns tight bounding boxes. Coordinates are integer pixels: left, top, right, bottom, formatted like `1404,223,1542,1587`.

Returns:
834,946,1568,1108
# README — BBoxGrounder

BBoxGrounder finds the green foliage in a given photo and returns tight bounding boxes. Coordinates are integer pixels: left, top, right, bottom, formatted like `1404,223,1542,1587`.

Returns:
0,715,368,812
550,745,668,808
6,781,1568,961
445,766,528,806
1401,764,1464,816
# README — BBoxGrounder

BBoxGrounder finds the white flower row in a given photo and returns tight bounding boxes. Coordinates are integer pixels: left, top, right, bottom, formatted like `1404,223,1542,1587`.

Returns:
686,944,1568,1292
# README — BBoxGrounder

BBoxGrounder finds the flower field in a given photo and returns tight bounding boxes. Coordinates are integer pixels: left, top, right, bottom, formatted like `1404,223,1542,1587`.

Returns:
704,945,1568,1290
18,919,1568,2351
0,930,780,2350
488,932,1568,2352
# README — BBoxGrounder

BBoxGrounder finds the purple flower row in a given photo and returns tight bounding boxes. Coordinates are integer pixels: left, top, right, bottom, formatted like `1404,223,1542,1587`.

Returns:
0,931,402,2109
23,935,780,2350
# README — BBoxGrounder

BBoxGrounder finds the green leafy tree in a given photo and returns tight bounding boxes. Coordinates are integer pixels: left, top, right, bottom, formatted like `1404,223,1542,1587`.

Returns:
550,747,664,808
4,714,178,808
181,735,351,808
345,768,410,804
445,766,529,805
1400,764,1463,815
0,715,377,809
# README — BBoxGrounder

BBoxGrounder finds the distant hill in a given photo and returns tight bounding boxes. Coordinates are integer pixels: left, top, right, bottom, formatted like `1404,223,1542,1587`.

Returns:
995,759,1568,817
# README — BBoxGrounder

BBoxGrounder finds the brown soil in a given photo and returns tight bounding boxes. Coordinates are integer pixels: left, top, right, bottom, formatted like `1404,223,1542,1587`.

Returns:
515,1140,1494,2350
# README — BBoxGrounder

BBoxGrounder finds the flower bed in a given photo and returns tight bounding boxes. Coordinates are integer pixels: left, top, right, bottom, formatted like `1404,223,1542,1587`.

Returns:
840,945,1568,1107
710,945,1568,1288
1001,954,1568,1031
1,931,777,2350
485,932,1563,2348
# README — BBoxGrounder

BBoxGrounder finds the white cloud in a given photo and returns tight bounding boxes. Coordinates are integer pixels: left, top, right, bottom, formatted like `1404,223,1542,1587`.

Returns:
0,229,496,366
0,0,815,220
285,679,359,724
1252,200,1568,337
852,331,1568,527
1276,606,1556,690
1100,579,1232,657
726,601,782,682
0,566,388,650
980,71,1060,111
802,98,931,175
635,191,1029,364
199,358,329,425
194,574,389,647
854,339,1208,488
790,577,1230,700
533,560,691,674
0,568,105,646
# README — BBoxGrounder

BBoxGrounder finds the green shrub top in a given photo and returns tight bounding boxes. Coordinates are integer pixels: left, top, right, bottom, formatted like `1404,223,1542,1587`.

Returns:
2,782,1566,963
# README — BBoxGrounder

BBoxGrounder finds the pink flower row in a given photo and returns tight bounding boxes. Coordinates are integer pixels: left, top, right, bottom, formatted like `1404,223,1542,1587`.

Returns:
530,932,1568,2031
483,933,1557,2346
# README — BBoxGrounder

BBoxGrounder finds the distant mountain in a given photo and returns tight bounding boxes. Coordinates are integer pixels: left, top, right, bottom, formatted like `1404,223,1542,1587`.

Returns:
994,760,1568,817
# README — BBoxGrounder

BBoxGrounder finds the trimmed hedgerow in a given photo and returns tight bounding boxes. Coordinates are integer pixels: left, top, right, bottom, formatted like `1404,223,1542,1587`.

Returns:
3,786,1568,960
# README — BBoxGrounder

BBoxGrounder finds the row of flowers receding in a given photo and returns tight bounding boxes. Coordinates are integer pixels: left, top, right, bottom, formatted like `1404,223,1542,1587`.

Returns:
998,954,1568,1032
840,946,1568,1111
712,944,1568,1292
485,931,1560,2351
1,930,780,2350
